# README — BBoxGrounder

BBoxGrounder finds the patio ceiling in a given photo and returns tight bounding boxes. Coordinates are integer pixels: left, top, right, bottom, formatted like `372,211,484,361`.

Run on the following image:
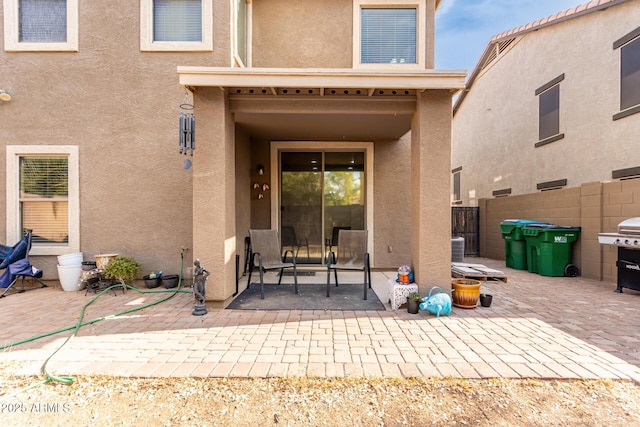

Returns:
178,67,466,140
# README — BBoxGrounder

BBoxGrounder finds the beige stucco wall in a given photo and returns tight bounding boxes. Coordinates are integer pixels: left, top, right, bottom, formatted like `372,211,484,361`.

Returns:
252,0,353,68
452,2,640,206
0,1,233,280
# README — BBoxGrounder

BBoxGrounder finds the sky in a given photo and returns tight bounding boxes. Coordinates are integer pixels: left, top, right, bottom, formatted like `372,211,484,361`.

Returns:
435,0,588,74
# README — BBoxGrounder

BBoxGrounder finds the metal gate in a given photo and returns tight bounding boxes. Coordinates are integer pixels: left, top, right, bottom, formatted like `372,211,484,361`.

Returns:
452,207,479,256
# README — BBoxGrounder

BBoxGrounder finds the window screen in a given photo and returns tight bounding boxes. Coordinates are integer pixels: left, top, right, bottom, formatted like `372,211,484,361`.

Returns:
19,0,67,43
19,156,69,244
539,85,560,140
153,0,202,42
621,37,640,111
361,8,416,64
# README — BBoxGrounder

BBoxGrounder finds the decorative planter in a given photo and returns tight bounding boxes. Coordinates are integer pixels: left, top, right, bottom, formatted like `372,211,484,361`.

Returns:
162,274,180,289
407,297,420,314
480,294,493,307
451,278,481,309
144,274,161,289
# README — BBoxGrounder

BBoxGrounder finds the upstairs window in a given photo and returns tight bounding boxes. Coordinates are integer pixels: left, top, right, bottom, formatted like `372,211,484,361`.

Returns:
361,8,416,64
535,74,565,147
353,0,425,68
613,27,640,120
3,0,78,51
140,0,213,51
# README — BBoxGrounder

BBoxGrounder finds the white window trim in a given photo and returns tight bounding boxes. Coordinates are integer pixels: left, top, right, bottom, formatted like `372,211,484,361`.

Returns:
353,0,425,69
140,0,213,52
6,145,80,255
3,0,79,52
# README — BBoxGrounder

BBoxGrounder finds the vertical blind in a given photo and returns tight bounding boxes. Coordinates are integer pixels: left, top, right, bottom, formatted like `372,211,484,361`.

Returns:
361,8,417,64
19,0,67,43
19,156,69,244
154,0,202,42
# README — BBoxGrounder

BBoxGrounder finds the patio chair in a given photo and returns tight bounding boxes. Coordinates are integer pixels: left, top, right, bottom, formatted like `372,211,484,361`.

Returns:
248,229,299,299
326,230,371,300
0,229,47,297
281,225,310,262
325,226,351,258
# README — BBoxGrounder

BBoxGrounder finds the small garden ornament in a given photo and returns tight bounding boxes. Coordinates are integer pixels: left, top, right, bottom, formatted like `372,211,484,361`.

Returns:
420,286,452,318
192,259,209,316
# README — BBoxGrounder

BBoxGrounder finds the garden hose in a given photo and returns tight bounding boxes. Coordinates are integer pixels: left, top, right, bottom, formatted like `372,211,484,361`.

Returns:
0,248,192,401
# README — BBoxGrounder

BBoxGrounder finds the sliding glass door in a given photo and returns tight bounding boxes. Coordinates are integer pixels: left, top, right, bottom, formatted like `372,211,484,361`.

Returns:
280,151,365,264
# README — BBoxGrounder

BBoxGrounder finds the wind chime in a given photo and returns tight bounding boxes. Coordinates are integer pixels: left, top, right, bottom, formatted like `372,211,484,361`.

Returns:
179,88,195,157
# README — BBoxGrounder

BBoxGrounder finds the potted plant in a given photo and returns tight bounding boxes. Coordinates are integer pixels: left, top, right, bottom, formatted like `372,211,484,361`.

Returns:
451,278,481,309
103,255,141,286
407,292,422,314
480,293,493,307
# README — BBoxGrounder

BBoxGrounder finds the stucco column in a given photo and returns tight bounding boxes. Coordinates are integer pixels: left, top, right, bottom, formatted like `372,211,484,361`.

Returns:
411,90,453,292
192,88,237,302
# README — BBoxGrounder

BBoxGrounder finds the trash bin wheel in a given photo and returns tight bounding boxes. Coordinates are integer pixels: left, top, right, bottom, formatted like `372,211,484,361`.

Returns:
564,264,579,277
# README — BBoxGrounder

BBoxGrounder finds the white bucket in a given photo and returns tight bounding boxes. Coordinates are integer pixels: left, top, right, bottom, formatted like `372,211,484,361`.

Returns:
57,252,83,266
57,264,84,291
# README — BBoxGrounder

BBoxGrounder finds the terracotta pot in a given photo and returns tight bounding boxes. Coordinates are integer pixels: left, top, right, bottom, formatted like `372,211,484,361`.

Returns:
451,278,481,309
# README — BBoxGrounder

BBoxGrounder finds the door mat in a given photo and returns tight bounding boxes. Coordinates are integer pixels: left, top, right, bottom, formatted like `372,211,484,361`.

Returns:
226,283,385,311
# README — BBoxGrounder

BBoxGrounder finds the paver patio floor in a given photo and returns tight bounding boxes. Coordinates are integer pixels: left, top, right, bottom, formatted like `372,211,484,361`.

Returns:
1,258,638,382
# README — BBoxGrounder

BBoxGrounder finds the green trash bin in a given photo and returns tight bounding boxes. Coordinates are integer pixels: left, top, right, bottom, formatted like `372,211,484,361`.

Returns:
500,220,550,270
522,224,581,277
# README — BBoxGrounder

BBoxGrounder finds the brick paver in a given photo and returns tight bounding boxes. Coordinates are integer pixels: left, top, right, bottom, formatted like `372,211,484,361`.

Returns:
1,258,639,383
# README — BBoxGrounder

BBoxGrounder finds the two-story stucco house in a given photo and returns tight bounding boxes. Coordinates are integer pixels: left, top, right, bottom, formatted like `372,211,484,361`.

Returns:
1,0,465,304
451,0,640,284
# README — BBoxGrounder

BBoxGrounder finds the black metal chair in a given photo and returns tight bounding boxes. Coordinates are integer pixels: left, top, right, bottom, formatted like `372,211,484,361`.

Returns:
247,229,299,299
325,226,351,258
281,225,310,262
326,230,371,300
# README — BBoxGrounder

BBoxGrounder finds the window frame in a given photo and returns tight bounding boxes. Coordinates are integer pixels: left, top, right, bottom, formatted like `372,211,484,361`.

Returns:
613,26,640,121
452,167,461,204
535,74,565,147
140,0,213,52
353,0,426,69
6,145,79,255
3,0,79,52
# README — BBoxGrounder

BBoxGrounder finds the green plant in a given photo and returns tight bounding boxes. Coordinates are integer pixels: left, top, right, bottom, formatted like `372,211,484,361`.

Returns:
408,292,422,301
103,256,141,284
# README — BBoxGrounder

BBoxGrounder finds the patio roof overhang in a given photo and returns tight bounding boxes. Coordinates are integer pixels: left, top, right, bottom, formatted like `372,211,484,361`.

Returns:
177,67,466,140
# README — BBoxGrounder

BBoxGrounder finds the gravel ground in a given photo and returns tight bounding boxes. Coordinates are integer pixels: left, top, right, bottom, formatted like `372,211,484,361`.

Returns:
2,374,639,426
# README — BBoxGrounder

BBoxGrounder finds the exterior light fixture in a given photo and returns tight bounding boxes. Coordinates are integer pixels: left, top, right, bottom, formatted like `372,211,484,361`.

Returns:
257,164,265,175
0,91,12,102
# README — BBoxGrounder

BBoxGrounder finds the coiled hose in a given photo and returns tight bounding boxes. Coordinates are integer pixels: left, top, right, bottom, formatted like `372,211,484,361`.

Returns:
0,248,192,401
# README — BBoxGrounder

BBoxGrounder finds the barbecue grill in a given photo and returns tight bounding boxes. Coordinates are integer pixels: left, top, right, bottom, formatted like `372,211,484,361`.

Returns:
598,217,640,292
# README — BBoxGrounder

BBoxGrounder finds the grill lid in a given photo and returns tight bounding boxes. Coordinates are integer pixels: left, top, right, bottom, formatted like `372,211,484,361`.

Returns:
618,217,640,235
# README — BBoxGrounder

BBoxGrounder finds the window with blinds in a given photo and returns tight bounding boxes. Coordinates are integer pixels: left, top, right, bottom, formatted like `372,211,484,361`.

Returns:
153,0,202,42
19,156,69,244
18,0,67,43
360,8,417,64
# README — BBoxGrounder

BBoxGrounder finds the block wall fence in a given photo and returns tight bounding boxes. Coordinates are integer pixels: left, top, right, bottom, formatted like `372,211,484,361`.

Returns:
478,179,640,285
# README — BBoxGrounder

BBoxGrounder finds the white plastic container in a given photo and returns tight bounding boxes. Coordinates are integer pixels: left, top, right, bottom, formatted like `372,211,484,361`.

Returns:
57,252,83,266
57,264,84,291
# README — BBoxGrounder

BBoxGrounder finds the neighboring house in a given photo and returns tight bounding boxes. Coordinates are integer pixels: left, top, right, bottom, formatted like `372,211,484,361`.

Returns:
450,0,640,284
1,0,465,303
452,0,639,206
